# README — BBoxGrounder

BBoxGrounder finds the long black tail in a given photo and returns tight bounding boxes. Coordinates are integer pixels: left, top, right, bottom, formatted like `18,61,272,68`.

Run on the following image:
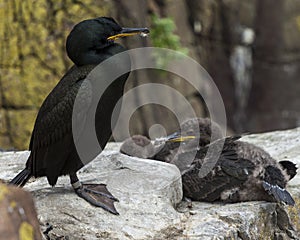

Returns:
9,169,32,187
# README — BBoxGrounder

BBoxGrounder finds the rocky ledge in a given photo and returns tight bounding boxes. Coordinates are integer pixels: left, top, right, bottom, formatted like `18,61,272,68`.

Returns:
0,128,300,239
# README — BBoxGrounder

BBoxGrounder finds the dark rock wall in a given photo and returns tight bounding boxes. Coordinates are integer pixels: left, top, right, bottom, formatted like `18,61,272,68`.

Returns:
186,0,300,133
1,0,300,149
248,0,300,132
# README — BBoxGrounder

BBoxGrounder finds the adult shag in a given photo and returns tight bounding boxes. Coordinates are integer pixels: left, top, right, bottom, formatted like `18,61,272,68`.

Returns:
10,17,149,215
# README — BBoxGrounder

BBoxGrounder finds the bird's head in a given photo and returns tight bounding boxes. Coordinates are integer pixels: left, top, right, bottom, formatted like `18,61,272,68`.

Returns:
120,135,155,159
66,17,149,66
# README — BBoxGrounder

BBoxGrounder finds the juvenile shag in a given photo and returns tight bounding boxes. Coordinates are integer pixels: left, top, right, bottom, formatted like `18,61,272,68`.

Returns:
120,117,223,170
179,117,224,147
121,118,223,159
9,17,149,214
120,119,297,205
180,136,297,205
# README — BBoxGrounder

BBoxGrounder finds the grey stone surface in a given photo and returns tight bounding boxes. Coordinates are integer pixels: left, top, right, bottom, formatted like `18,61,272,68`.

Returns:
0,128,300,239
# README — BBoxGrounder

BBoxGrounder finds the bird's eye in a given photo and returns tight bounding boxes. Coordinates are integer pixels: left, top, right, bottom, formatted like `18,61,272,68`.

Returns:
187,130,193,135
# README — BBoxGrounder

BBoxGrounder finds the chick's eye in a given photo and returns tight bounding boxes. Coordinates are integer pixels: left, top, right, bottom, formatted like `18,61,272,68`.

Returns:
187,130,193,135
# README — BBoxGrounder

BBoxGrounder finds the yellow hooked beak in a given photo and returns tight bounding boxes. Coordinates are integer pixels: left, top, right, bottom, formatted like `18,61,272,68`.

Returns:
168,136,196,142
107,27,150,41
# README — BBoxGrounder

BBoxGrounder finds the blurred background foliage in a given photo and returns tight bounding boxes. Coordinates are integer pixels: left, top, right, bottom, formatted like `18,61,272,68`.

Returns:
1,0,300,150
150,14,189,69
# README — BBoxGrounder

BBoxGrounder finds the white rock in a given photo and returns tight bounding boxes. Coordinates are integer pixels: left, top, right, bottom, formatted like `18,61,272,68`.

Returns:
0,128,299,239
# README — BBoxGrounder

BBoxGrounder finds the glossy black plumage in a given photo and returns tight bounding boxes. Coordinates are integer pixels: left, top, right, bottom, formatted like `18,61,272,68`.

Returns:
10,17,149,214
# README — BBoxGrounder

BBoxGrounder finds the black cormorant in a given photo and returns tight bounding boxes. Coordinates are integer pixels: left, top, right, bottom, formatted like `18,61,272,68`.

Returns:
9,17,149,214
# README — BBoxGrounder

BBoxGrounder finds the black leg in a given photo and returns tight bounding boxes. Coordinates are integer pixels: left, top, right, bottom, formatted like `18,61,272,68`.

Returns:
70,172,119,214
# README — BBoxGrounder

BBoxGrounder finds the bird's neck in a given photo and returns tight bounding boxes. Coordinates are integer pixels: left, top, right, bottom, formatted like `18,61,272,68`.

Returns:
77,43,128,66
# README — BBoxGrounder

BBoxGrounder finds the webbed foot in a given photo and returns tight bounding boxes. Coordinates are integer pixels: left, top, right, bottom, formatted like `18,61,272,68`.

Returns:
73,182,119,214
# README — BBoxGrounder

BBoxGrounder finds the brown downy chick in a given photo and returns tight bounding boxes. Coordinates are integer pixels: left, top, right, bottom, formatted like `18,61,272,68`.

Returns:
120,117,223,163
180,136,297,206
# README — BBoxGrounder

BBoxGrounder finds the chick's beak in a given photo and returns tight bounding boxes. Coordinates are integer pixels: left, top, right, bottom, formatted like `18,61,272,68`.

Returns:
168,136,196,143
107,27,150,41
